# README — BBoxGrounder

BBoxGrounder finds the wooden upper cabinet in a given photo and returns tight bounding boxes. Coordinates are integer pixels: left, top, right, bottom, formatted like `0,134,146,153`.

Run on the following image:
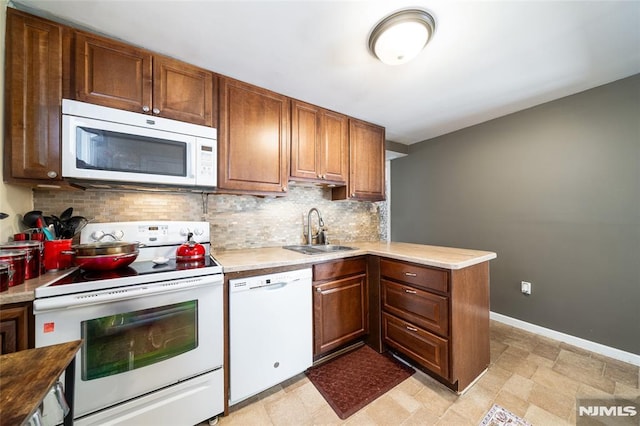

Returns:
333,118,386,201
4,8,63,183
218,77,290,194
74,32,152,113
290,100,348,184
74,33,213,126
152,55,214,126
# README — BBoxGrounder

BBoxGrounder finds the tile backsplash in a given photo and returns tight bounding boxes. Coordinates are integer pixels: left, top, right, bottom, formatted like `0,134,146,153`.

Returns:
34,185,387,251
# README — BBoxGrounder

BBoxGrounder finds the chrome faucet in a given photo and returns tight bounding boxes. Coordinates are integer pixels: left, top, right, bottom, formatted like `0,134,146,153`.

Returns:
306,208,324,245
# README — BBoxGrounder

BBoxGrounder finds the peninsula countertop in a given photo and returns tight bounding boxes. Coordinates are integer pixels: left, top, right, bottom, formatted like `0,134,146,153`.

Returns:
213,241,497,273
0,241,496,303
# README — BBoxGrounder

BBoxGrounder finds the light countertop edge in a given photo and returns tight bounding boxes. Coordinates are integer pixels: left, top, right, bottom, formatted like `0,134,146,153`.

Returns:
215,241,497,274
0,268,79,305
1,242,497,303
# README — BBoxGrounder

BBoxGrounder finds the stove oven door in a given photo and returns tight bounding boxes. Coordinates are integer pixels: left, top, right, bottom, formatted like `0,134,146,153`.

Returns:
33,275,223,420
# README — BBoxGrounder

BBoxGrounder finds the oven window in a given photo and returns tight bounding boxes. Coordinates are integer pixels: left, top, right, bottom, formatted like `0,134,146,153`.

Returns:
75,127,187,177
81,301,198,381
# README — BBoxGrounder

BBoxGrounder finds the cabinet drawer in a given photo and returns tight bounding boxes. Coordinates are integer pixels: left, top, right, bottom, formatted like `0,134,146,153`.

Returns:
382,313,449,379
380,259,448,294
313,257,366,282
381,279,449,337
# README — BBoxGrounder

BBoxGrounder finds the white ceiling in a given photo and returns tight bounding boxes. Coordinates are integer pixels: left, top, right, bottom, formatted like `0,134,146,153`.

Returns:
13,0,640,145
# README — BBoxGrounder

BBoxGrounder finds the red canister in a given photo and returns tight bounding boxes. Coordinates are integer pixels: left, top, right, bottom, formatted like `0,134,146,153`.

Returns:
0,262,9,292
0,241,42,280
0,250,26,287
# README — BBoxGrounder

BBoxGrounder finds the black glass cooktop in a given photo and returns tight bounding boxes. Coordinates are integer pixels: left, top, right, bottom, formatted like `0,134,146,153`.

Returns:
48,256,221,287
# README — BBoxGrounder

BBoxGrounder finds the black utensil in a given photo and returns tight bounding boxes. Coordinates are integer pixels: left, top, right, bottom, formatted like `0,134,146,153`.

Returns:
23,210,43,228
45,215,64,238
60,207,73,221
63,216,88,238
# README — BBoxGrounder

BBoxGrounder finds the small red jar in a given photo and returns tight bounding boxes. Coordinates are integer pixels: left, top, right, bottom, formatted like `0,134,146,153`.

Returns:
0,250,26,287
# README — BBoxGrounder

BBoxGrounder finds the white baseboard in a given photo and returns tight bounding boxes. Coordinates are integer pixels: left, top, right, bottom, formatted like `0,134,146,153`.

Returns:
490,312,640,367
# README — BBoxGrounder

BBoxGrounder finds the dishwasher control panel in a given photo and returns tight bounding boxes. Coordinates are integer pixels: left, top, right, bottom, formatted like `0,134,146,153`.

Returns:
230,268,312,292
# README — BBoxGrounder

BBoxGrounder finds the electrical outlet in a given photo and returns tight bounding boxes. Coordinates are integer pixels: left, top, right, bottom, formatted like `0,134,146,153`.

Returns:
521,281,532,295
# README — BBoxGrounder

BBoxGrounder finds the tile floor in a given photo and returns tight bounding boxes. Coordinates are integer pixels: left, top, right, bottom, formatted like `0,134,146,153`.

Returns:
216,321,640,425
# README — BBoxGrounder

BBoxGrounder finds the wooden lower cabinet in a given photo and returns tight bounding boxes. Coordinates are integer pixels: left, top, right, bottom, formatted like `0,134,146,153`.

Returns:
380,258,490,393
0,302,33,354
382,312,449,378
312,257,368,359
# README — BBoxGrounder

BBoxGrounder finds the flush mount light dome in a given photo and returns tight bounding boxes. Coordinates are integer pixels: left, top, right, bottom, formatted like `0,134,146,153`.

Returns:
368,8,436,66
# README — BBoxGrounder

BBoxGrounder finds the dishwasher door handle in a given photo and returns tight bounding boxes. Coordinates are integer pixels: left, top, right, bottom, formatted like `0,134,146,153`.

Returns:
251,278,301,291
264,282,288,290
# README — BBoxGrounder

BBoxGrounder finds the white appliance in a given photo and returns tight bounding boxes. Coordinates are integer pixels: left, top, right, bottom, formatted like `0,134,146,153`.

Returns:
33,221,224,425
229,269,313,405
62,99,217,188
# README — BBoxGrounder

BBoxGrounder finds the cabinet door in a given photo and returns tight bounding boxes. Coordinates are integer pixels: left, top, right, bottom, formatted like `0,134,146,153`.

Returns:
290,101,348,184
153,55,214,126
332,118,385,201
381,279,449,337
0,303,32,354
75,32,153,114
313,274,368,357
319,110,348,183
218,77,290,194
382,312,449,379
290,100,321,180
4,9,62,182
380,258,449,294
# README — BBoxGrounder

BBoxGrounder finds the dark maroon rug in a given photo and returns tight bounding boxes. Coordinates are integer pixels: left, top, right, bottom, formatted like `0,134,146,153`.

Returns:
305,345,415,419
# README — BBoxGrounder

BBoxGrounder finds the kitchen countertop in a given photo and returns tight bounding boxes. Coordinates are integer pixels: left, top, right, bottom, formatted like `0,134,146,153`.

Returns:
214,241,497,273
0,242,496,303
0,268,78,305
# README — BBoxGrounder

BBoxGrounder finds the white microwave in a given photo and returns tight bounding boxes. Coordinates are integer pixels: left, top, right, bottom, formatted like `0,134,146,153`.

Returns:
62,99,217,188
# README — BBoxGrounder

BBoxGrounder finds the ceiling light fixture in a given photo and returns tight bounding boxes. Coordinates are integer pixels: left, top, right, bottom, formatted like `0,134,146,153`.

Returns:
368,8,436,66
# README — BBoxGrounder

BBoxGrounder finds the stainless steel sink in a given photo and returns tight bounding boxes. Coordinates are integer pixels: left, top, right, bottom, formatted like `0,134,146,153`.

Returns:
282,244,357,255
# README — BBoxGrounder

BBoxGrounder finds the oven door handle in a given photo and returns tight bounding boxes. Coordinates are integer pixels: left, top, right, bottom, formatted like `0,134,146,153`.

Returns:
34,277,217,313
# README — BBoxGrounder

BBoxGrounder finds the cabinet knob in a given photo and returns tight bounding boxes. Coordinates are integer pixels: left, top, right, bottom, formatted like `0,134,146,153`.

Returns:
47,171,57,179
404,272,417,277
281,186,287,192
152,108,160,115
142,105,150,112
316,287,322,292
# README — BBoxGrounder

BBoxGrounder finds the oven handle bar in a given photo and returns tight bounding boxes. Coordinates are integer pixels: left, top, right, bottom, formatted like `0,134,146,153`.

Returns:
34,276,222,313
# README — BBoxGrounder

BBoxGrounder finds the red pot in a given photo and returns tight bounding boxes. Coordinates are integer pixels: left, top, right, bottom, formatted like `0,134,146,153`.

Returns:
176,233,205,262
73,252,139,271
64,241,140,271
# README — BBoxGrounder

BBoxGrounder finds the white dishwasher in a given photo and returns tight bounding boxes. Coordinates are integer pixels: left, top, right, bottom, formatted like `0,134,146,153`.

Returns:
229,268,312,405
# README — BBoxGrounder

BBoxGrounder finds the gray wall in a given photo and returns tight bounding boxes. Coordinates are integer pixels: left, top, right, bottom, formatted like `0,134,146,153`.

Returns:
391,74,640,355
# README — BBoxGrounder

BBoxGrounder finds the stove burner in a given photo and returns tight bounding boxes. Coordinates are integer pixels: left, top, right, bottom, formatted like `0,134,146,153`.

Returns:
80,267,138,280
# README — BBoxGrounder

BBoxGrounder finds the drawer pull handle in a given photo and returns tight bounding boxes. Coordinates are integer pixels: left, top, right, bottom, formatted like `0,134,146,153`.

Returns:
406,326,418,332
404,289,417,294
404,272,417,277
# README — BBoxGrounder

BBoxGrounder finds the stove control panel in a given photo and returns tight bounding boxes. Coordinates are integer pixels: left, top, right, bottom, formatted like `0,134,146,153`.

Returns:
81,221,211,246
